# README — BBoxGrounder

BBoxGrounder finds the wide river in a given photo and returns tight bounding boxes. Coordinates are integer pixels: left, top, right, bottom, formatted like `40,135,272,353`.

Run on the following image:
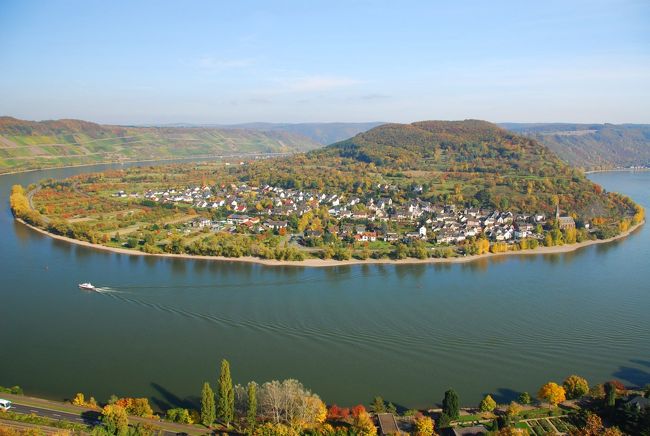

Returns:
1,163,649,411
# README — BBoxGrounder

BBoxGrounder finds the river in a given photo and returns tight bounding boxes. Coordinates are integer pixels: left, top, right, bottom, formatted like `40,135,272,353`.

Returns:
1,163,649,410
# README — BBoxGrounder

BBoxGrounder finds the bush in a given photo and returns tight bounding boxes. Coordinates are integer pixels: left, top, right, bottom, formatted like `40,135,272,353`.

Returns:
0,386,23,395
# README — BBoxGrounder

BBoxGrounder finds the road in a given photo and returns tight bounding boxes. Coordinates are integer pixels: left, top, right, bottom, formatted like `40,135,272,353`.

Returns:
9,402,101,426
2,396,201,435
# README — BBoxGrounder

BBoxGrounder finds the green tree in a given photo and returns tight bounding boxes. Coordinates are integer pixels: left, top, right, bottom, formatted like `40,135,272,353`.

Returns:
370,396,386,413
479,394,496,412
518,392,531,405
442,389,460,420
247,382,257,434
200,381,215,427
217,359,234,427
604,382,616,407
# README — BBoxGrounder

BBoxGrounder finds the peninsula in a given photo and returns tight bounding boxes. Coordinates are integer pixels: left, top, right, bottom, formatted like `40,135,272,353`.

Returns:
9,120,645,265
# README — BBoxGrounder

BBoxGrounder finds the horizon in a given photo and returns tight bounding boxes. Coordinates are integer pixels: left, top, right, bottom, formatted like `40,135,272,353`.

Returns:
1,0,649,124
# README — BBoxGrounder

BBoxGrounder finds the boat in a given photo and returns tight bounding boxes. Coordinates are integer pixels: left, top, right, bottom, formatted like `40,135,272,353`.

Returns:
78,282,96,291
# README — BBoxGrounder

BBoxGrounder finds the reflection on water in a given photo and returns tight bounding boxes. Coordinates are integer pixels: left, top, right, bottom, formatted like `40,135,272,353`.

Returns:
0,167,649,408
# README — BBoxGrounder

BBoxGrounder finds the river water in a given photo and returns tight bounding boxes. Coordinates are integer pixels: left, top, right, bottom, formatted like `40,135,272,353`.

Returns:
1,163,649,410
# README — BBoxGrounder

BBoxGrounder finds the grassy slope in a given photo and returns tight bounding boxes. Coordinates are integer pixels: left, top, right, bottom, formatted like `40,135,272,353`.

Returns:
502,123,650,170
0,117,320,173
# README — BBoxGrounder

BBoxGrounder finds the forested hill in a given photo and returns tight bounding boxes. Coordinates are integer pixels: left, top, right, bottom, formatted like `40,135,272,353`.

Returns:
236,120,638,225
225,122,384,145
314,120,565,175
501,123,650,170
0,117,320,173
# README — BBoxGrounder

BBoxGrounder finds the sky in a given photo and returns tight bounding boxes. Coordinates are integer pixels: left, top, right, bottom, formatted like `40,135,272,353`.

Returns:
1,0,649,125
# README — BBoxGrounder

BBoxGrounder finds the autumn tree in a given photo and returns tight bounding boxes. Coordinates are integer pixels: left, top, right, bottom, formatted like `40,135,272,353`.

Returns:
571,413,623,436
352,409,377,436
216,359,235,427
538,382,566,407
414,414,435,436
102,404,129,436
563,375,589,399
442,389,460,420
479,394,496,412
200,382,215,427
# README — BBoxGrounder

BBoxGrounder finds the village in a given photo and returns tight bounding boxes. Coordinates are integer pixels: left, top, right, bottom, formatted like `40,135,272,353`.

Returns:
134,182,577,248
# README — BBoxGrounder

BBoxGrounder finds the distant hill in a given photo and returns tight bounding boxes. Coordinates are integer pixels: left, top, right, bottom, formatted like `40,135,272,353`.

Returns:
501,123,650,170
221,122,384,145
236,120,638,225
0,117,320,173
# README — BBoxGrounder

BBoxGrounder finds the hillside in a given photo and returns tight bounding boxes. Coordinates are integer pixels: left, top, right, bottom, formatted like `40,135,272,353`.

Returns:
225,122,384,145
237,120,639,226
501,123,650,170
0,117,320,173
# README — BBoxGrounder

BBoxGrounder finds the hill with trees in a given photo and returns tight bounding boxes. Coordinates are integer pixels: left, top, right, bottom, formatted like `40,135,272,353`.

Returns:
238,120,639,226
0,116,320,173
501,123,650,170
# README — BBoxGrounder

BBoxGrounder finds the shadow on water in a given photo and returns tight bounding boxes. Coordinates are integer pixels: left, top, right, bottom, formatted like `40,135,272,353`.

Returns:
150,382,200,411
488,388,522,404
612,362,650,388
630,359,650,368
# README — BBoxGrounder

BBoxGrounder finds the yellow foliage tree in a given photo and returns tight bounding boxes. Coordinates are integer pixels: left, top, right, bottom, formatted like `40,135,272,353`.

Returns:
537,382,566,407
352,411,377,436
414,415,435,436
72,393,85,406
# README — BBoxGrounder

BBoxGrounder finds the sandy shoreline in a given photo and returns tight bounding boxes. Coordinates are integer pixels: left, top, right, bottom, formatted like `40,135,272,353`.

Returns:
16,218,645,268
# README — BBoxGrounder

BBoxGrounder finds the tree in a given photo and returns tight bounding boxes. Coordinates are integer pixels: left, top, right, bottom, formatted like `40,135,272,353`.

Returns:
352,410,377,436
572,413,623,436
442,389,460,420
370,396,386,413
537,382,566,407
200,382,215,427
479,394,496,412
563,375,589,399
247,382,258,434
518,392,531,405
604,382,617,407
506,402,522,419
217,359,235,426
414,415,435,436
102,404,129,436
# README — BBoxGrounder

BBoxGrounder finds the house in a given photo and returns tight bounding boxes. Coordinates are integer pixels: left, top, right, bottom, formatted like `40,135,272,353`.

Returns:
418,225,427,238
448,425,488,436
264,220,288,230
626,395,650,411
376,413,400,436
227,214,251,225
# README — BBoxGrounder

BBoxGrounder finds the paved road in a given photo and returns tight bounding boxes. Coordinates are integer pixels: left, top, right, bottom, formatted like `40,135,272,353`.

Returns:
8,402,102,425
6,402,186,435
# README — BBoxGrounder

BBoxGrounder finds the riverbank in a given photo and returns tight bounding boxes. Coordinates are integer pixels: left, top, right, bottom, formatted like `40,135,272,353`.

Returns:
16,218,645,268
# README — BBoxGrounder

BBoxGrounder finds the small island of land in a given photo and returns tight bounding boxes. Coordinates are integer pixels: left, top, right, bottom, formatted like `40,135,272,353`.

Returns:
9,120,645,266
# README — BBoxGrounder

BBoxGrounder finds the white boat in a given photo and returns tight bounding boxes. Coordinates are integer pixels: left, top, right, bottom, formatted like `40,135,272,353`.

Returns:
78,282,96,291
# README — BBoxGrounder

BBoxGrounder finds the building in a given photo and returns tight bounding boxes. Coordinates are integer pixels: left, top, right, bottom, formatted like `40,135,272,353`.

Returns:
556,204,576,230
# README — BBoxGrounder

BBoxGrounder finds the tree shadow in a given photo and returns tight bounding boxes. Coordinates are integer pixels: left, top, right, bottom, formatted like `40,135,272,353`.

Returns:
630,359,650,369
612,365,650,388
80,410,102,426
150,382,200,411
488,388,522,405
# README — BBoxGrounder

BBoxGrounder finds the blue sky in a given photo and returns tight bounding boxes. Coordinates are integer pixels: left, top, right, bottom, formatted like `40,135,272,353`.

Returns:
1,0,649,124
